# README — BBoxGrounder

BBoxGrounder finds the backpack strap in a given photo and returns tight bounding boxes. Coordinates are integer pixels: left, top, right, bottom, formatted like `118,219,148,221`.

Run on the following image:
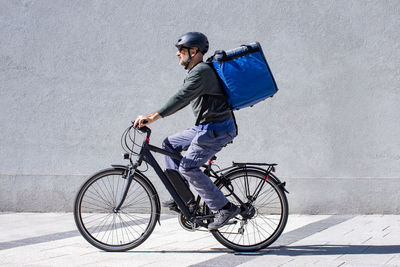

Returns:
195,95,209,126
231,111,239,136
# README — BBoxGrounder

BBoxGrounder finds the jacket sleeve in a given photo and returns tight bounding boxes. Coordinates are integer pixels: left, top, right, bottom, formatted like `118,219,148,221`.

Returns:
157,70,204,118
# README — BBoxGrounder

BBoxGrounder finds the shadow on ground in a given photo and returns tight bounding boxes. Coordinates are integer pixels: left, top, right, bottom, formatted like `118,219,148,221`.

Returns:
128,244,400,256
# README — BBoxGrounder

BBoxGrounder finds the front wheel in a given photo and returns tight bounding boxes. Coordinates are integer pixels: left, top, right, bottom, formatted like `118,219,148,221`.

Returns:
211,170,289,252
73,168,159,252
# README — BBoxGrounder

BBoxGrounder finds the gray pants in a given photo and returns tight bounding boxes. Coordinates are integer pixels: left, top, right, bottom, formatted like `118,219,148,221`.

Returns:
162,127,236,211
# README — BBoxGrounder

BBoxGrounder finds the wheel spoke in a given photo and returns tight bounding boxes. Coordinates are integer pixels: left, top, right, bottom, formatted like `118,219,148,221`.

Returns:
88,183,114,208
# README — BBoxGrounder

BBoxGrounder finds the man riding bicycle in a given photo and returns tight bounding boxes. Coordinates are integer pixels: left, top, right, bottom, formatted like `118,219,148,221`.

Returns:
134,32,240,230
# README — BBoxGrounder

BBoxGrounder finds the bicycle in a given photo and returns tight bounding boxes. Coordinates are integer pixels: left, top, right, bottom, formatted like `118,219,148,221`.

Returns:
73,124,289,252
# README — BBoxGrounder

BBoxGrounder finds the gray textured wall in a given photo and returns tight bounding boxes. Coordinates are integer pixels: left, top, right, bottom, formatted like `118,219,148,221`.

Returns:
1,0,399,213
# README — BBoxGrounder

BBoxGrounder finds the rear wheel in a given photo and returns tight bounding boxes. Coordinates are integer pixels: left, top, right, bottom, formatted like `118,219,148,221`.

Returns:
74,168,158,251
210,170,288,252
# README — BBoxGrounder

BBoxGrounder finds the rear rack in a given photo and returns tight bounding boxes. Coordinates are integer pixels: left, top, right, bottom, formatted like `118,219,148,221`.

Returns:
215,162,278,174
232,162,277,167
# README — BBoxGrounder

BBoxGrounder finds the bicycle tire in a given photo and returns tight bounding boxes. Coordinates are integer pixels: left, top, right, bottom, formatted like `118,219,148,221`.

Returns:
74,168,158,252
210,169,289,252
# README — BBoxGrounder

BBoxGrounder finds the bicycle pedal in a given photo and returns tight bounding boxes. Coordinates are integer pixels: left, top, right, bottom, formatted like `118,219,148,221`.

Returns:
225,220,237,225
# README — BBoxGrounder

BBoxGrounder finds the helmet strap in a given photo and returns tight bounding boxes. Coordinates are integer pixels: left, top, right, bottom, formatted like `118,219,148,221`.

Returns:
184,48,201,70
184,47,192,69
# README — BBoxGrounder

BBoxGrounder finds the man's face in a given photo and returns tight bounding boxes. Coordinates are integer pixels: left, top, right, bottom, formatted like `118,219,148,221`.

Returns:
176,47,196,66
176,46,189,66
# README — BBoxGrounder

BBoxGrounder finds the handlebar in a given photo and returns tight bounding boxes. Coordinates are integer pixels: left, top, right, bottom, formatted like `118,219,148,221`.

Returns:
122,120,153,156
138,125,151,139
132,119,151,139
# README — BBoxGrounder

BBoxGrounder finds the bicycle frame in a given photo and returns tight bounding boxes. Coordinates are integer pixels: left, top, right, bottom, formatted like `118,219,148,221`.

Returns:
115,126,286,229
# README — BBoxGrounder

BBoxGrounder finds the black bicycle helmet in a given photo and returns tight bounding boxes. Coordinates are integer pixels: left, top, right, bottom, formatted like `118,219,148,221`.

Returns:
175,32,209,54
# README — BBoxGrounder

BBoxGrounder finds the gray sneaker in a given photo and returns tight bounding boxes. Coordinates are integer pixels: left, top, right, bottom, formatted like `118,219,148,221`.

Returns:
208,204,240,230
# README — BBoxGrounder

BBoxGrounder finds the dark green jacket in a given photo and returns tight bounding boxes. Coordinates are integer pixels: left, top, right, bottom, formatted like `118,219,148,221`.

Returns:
157,62,232,125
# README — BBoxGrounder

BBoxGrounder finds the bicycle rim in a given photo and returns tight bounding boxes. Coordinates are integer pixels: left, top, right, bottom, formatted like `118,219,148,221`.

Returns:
74,168,157,251
211,170,288,251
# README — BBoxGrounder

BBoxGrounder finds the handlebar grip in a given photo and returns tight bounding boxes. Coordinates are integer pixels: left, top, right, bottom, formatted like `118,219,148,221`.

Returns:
131,119,151,136
137,119,150,134
131,119,148,128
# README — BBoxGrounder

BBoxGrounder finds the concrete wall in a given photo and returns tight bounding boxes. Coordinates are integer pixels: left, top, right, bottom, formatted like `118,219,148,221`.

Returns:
1,0,399,213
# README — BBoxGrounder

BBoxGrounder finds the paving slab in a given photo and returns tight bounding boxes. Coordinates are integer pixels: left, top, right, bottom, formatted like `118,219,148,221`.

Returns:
0,213,399,266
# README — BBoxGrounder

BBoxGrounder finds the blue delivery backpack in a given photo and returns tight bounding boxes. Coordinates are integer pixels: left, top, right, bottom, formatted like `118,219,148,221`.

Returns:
207,42,278,110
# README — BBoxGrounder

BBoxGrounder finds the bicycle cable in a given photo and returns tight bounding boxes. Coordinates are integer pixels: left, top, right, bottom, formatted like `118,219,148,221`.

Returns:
121,125,142,155
120,124,149,173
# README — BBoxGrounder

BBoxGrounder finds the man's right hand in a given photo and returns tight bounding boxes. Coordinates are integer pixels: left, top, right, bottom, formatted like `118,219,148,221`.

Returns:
133,112,161,128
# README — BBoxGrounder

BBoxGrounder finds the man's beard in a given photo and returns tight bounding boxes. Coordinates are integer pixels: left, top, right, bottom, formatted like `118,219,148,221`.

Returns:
180,57,189,67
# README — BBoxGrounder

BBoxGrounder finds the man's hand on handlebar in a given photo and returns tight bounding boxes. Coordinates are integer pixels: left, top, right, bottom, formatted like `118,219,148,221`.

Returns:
133,112,162,128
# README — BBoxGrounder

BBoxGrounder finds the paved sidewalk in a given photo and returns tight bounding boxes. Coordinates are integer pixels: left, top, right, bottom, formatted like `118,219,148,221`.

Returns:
0,213,399,266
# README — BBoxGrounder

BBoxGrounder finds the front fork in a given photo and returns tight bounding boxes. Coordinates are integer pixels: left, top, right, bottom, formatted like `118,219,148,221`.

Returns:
113,167,135,212
113,154,138,213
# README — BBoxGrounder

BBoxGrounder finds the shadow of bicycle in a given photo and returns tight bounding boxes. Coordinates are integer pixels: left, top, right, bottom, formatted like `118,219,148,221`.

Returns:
127,244,400,256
